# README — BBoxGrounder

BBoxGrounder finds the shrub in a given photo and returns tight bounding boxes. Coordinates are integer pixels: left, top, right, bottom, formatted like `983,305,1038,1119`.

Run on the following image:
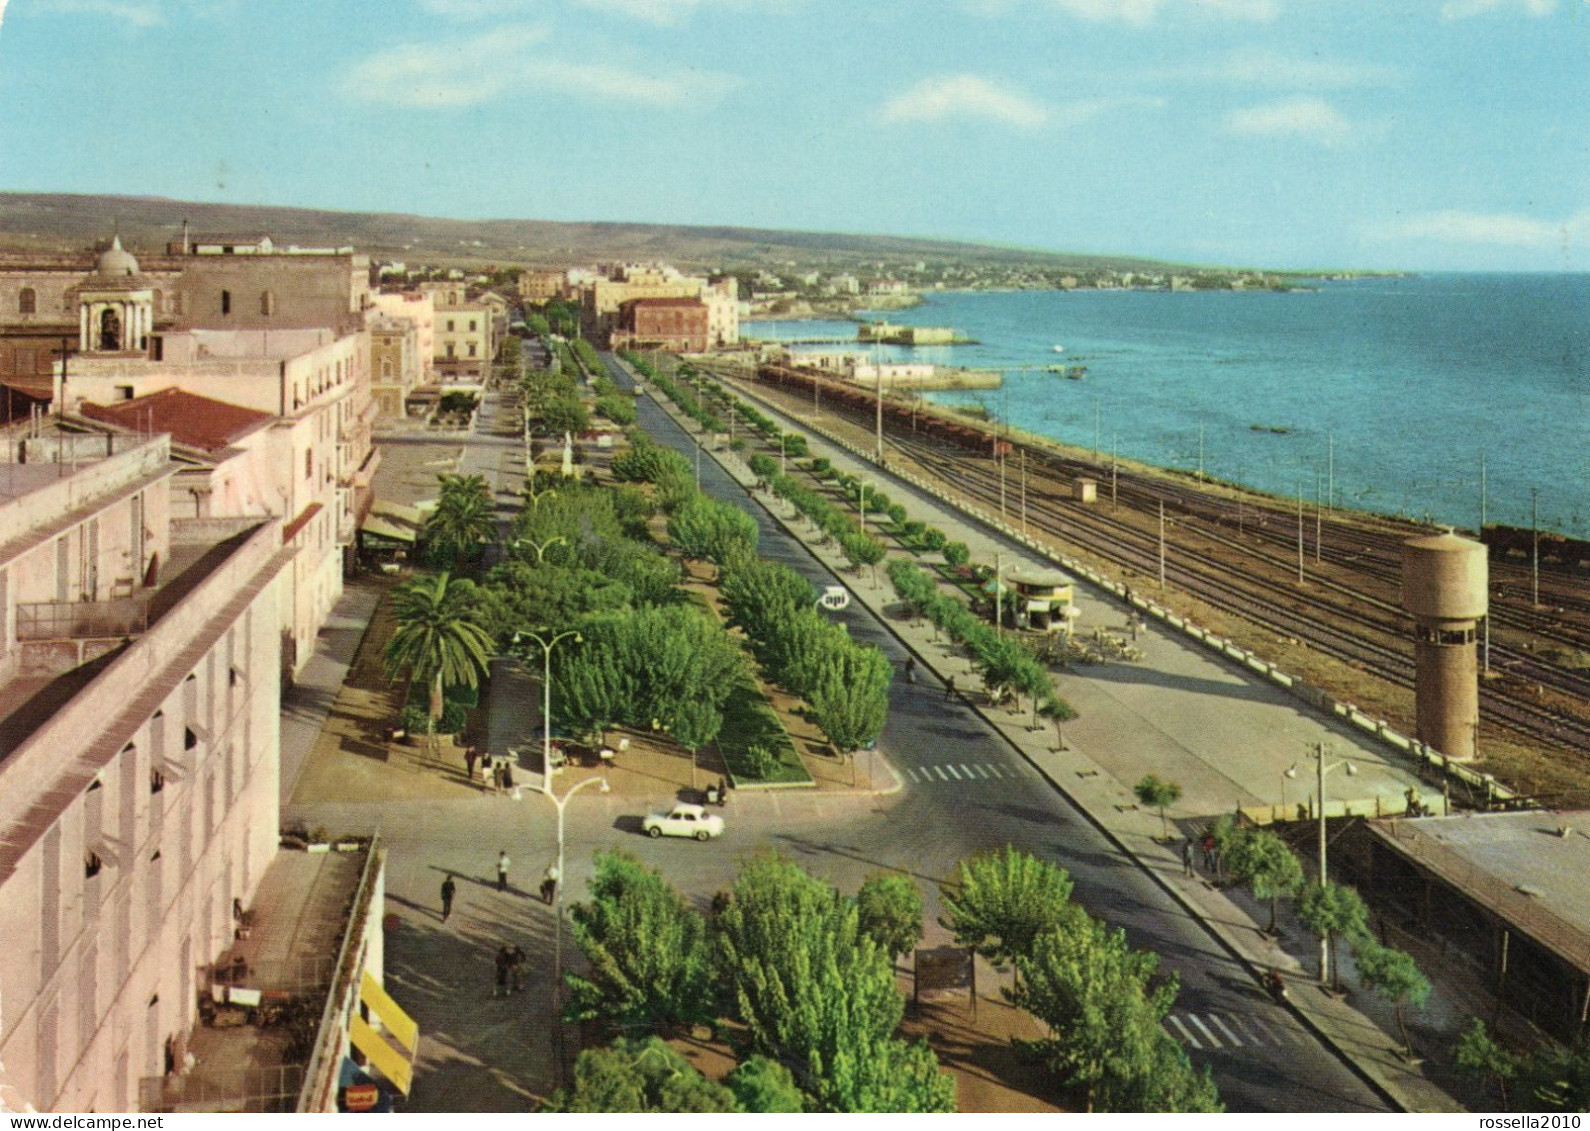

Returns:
942,541,970,567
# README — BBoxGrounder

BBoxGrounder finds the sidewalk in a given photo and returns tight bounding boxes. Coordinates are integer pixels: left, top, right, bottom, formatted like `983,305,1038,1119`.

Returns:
639,359,1469,1113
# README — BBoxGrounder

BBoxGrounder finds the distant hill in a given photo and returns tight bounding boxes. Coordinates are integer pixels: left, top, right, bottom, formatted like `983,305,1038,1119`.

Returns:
0,191,1201,275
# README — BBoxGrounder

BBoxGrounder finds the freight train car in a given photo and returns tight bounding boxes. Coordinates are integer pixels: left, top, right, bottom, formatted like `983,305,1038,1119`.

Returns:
757,364,1011,459
1482,524,1590,568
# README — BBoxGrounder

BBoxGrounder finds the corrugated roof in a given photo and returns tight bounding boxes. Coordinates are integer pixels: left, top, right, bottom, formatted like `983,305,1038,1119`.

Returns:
81,388,273,453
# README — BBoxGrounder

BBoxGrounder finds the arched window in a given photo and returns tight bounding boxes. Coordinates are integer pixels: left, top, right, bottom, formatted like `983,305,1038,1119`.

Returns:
260,290,275,316
18,287,36,314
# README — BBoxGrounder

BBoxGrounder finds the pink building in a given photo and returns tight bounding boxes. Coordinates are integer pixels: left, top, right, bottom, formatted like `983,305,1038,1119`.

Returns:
0,432,289,1112
62,329,376,677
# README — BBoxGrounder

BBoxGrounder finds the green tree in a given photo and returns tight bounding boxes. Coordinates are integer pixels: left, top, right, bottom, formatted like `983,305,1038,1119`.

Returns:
808,643,892,756
714,854,954,1113
942,541,970,567
1133,774,1182,841
540,394,590,437
422,473,496,572
856,873,925,964
564,851,715,1031
1453,1018,1518,1110
547,1036,737,1112
1014,919,1149,1111
382,572,495,744
939,846,1082,978
1224,828,1304,934
668,495,759,574
1516,1037,1590,1112
1295,882,1371,990
552,642,632,745
1352,940,1430,1060
726,1057,806,1113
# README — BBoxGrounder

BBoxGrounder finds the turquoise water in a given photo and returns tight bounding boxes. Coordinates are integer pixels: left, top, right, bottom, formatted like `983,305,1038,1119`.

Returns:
746,275,1589,537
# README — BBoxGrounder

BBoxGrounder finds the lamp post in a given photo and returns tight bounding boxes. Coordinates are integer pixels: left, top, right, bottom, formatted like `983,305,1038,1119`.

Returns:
1301,742,1357,985
548,773,610,1086
514,629,584,790
513,535,566,566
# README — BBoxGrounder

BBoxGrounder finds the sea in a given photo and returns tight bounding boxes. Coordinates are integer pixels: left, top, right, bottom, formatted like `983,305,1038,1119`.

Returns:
745,274,1589,539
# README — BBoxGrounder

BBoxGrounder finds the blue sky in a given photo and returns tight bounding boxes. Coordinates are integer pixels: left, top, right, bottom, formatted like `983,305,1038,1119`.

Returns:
0,0,1586,271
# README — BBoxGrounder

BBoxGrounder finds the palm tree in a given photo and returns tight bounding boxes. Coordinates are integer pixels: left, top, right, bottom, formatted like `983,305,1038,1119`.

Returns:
423,474,497,572
383,572,496,747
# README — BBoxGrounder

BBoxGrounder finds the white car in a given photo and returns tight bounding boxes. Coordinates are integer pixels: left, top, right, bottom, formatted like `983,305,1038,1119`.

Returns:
643,803,725,841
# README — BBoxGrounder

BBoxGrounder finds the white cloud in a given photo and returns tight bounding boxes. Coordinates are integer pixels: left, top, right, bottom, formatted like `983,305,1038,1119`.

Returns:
881,74,1048,129
526,59,739,104
342,25,736,109
1147,46,1401,88
33,0,163,26
1037,0,1275,22
418,0,536,17
341,25,550,108
1225,96,1355,144
1369,209,1590,248
1048,94,1166,128
1440,0,1555,19
574,0,799,25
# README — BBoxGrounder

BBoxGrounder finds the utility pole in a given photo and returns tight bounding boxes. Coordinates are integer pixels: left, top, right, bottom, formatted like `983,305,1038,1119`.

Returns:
1479,451,1487,534
1020,448,1028,536
1111,433,1118,509
999,451,1007,522
1532,486,1540,607
1158,500,1166,589
1094,397,1101,464
994,550,1003,636
1197,425,1205,482
875,360,885,467
1327,431,1334,511
1315,471,1323,563
1297,479,1305,585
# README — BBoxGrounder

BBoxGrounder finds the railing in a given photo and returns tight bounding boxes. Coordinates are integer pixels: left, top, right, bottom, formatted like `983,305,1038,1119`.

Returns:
15,596,149,641
139,1064,304,1114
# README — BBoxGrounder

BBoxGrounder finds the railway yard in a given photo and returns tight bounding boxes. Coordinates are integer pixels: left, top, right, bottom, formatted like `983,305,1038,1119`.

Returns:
703,359,1590,808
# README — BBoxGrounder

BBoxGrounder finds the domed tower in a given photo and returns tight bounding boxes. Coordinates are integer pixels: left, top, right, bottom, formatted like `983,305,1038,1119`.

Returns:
78,236,153,354
1401,531,1488,760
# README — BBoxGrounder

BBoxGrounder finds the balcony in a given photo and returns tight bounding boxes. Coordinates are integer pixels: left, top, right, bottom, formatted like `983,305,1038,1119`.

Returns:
16,596,150,642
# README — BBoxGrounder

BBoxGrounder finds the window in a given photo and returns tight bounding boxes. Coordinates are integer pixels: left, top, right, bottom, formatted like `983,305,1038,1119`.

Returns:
445,343,455,359
19,287,36,314
305,448,313,479
220,290,231,315
467,343,477,358
469,320,477,332
260,290,275,316
446,320,455,332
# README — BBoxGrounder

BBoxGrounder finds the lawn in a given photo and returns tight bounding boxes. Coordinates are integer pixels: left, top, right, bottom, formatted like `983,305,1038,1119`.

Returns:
716,674,811,787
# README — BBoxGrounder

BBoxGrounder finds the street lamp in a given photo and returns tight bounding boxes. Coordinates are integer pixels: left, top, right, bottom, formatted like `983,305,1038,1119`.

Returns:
514,629,584,791
513,535,567,566
547,773,610,1085
1300,742,1357,984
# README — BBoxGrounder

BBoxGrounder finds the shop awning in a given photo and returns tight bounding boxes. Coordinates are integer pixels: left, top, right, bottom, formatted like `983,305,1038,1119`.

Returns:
360,500,427,545
350,971,419,1096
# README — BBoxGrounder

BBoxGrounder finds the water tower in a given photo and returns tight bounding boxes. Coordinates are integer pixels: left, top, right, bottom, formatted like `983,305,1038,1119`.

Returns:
1401,531,1488,760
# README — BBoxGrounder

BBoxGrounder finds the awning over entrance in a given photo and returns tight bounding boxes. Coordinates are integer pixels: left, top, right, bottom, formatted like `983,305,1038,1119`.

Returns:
360,500,426,545
350,971,419,1096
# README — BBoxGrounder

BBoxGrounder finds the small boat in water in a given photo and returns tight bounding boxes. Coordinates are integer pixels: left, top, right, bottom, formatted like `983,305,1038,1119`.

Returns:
1052,344,1065,353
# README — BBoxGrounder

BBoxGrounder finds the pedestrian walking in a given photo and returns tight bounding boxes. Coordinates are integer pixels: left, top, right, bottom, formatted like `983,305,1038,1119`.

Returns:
1181,839,1194,878
1200,833,1216,873
464,745,478,783
441,874,456,921
493,946,511,997
540,862,560,905
904,656,917,684
496,850,510,892
508,944,526,993
944,675,956,701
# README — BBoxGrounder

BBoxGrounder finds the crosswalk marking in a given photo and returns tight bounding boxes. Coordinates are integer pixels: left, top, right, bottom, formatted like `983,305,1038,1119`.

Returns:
1165,1015,1201,1049
1185,1014,1223,1049
1165,1011,1299,1052
1208,1014,1242,1046
904,762,1046,785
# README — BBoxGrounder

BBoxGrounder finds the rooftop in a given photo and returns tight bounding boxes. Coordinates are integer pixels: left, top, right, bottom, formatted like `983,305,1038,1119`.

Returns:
1368,810,1590,973
81,388,274,453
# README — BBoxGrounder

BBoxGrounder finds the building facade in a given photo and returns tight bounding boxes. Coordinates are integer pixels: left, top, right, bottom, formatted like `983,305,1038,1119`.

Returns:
0,432,291,1113
612,297,709,353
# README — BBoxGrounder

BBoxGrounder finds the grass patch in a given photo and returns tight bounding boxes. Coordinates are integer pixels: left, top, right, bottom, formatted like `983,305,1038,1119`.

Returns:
718,675,811,786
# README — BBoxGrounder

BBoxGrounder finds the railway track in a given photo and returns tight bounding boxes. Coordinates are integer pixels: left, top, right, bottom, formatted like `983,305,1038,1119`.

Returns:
711,362,1590,761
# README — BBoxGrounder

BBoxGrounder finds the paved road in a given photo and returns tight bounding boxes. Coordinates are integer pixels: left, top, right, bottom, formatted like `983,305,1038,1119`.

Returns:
601,352,1389,1113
